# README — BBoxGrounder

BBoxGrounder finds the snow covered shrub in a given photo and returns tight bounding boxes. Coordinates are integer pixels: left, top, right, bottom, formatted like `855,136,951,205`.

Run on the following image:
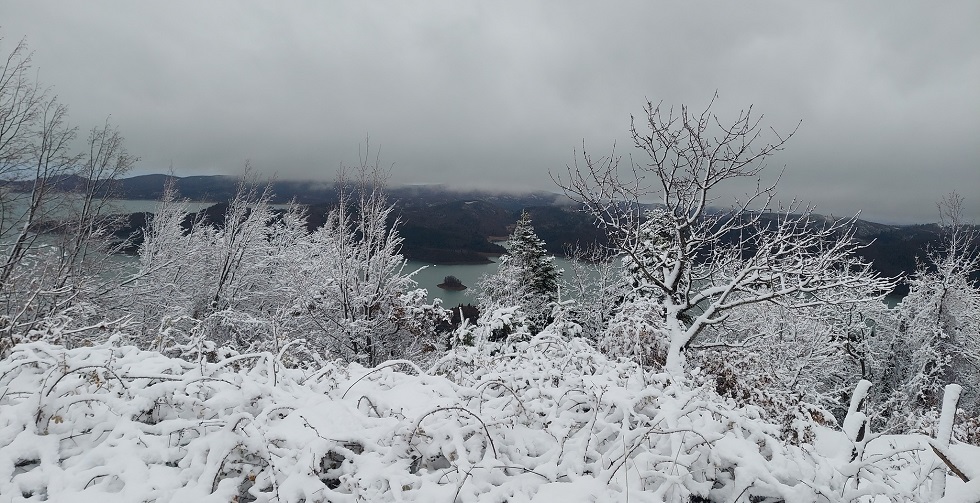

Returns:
887,264,980,415
560,246,622,342
954,413,980,446
543,299,583,340
689,348,838,445
120,181,307,357
119,169,447,367
873,195,980,432
0,336,955,502
690,297,889,423
429,335,948,501
298,177,448,366
599,296,670,367
0,338,347,501
0,237,126,357
475,305,532,343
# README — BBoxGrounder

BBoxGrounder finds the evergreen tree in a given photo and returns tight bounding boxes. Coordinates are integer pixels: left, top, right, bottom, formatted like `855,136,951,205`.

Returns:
477,211,561,335
506,211,561,303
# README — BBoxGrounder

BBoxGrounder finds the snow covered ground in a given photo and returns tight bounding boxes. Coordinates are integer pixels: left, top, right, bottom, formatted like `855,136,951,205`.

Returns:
1,335,977,502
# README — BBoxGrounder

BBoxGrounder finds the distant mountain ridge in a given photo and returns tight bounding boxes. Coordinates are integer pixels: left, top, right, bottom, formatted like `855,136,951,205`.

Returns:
11,173,977,288
110,174,566,209
93,173,567,265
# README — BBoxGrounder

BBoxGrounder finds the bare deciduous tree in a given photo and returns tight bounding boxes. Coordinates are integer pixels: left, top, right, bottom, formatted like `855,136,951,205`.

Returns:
1,35,78,290
0,34,134,348
877,193,980,428
57,120,137,286
555,96,893,372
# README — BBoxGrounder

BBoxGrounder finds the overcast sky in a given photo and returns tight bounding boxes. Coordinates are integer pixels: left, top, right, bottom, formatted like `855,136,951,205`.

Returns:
4,1,978,223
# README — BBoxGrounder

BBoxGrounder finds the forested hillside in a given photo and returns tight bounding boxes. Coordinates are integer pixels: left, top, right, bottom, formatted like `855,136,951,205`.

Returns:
78,171,979,283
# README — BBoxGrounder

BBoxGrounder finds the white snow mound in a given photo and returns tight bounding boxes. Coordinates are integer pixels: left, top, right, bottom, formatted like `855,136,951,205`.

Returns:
0,336,950,502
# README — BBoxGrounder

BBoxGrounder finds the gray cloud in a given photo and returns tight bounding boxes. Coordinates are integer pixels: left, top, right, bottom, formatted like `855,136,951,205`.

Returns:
4,0,978,223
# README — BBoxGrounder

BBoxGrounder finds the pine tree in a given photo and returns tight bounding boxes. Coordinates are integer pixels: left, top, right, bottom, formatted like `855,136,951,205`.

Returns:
506,211,561,303
478,211,561,335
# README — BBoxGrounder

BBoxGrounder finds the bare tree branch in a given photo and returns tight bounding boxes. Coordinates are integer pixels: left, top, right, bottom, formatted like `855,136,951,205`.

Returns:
553,96,891,372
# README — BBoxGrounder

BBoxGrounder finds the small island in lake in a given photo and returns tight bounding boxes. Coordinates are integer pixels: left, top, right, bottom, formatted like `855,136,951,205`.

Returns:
437,275,467,291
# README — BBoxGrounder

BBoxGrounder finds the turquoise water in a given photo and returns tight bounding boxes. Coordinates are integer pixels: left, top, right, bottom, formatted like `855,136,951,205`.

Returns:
404,256,589,307
69,200,594,306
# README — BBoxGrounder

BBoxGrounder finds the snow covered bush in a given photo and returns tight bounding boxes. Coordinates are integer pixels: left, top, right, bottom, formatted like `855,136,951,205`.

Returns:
560,246,622,342
120,179,310,356
1,334,962,502
599,296,670,368
683,294,896,440
118,168,447,366
299,170,447,366
873,194,980,434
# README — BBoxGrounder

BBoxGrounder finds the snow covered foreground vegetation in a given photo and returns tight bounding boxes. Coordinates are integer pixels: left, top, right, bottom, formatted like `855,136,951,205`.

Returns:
2,334,977,502
3,42,979,500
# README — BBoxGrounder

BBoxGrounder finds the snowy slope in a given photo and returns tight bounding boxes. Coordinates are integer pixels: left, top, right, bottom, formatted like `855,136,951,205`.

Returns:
0,336,970,502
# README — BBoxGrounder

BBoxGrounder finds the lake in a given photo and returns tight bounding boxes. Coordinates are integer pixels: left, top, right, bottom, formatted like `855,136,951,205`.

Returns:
7,197,898,308
27,200,592,306
405,256,591,307
101,250,593,308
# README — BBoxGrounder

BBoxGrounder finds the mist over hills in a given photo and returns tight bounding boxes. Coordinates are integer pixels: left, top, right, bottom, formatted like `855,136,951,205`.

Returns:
15,173,975,290
110,174,567,209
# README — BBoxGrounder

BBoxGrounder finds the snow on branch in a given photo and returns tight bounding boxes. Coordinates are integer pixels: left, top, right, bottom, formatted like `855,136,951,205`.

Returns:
0,335,951,501
554,96,892,372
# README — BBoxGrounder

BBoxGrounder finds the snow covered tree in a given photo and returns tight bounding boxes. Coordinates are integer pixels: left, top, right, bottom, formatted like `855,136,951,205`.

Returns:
877,194,980,430
300,165,447,366
477,210,560,335
507,210,561,303
1,36,82,348
0,36,73,293
555,96,893,373
119,176,299,357
1,35,135,351
123,159,447,367
55,121,137,290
